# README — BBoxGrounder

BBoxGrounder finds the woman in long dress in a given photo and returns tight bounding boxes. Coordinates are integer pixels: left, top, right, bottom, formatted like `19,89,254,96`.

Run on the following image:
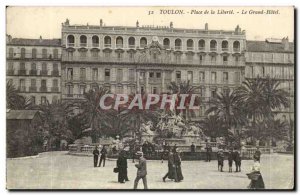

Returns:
174,149,184,182
248,156,265,189
117,150,128,183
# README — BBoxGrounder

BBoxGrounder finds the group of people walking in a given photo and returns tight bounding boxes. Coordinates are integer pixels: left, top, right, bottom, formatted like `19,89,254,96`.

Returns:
162,148,184,182
217,148,241,172
92,145,108,167
93,142,265,190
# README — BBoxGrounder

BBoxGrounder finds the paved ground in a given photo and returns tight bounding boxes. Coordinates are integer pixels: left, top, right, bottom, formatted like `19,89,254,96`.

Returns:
6,151,294,190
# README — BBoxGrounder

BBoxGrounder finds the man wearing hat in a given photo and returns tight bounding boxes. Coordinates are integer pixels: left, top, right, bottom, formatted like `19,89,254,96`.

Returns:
133,151,148,189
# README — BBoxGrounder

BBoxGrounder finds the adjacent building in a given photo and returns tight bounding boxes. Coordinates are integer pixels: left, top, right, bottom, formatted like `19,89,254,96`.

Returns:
245,38,294,122
6,36,62,104
60,19,246,119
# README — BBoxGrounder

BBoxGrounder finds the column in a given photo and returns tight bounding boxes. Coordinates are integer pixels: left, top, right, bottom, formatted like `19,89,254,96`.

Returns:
162,71,165,93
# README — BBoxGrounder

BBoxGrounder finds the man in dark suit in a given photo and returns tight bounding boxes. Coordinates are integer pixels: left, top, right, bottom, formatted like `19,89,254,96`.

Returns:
92,146,100,167
254,147,261,162
98,145,108,167
191,142,196,153
134,151,148,189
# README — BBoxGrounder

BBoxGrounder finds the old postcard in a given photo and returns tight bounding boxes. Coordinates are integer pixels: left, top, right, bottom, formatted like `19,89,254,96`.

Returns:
6,6,295,190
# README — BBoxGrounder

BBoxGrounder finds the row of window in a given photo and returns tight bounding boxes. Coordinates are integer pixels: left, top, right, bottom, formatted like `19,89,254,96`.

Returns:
15,78,60,93
65,68,240,83
8,48,60,59
67,34,241,51
7,62,59,76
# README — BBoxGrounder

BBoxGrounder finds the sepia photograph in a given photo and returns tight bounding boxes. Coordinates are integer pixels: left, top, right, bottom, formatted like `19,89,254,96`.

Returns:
5,6,295,190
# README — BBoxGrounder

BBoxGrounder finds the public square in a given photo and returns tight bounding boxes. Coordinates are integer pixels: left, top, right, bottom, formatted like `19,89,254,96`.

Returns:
7,151,294,190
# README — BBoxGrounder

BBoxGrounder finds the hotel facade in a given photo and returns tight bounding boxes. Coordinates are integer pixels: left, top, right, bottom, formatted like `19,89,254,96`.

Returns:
6,19,294,120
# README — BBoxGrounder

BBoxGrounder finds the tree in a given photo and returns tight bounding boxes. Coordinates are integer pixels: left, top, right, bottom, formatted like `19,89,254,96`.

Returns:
6,81,33,110
80,87,115,142
37,99,75,148
119,94,161,142
198,115,227,138
206,91,247,140
167,80,201,121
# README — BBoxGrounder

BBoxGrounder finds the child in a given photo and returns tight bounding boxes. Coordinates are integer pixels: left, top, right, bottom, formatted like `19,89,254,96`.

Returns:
228,149,233,172
217,149,224,172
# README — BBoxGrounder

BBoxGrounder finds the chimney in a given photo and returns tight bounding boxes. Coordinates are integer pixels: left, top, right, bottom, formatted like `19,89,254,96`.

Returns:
170,21,173,28
6,34,12,43
282,37,289,51
136,20,139,28
100,19,103,27
39,36,42,43
205,23,208,30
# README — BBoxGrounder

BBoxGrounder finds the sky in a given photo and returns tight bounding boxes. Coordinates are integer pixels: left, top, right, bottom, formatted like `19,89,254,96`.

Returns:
6,6,294,41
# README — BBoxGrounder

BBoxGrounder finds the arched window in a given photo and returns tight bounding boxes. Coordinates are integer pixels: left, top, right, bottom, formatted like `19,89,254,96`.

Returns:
92,36,99,47
104,36,111,47
222,40,228,51
67,35,75,47
140,37,147,48
187,39,194,50
80,35,87,47
198,40,205,51
233,41,240,52
210,40,217,51
128,37,135,48
116,36,123,48
163,38,170,49
175,39,182,50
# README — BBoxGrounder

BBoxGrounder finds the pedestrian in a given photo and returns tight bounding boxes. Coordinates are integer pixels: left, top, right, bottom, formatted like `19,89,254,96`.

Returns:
191,142,196,153
134,151,148,189
228,149,234,172
217,149,224,172
234,149,242,172
205,144,212,162
117,150,128,183
162,150,175,182
99,145,108,167
142,141,148,157
173,144,178,153
92,146,99,167
174,148,184,182
254,147,261,162
247,156,265,189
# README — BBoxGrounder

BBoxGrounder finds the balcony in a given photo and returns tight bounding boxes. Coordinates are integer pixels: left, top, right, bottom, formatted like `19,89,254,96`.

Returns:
105,76,110,82
40,86,47,92
222,48,229,52
116,44,123,48
233,48,240,53
29,86,37,92
7,69,14,76
210,47,217,52
80,43,87,47
18,70,26,75
128,44,135,49
140,44,147,48
67,43,75,48
104,44,111,48
92,43,99,48
40,70,48,76
164,45,170,49
175,46,182,50
187,47,194,51
29,69,37,75
18,86,26,92
51,87,59,92
198,47,205,51
80,76,86,81
52,70,59,76
223,61,228,65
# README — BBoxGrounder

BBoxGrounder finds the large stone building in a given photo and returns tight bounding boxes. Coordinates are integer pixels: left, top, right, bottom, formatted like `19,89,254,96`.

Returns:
6,36,62,104
6,19,294,121
60,19,246,119
245,38,294,122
